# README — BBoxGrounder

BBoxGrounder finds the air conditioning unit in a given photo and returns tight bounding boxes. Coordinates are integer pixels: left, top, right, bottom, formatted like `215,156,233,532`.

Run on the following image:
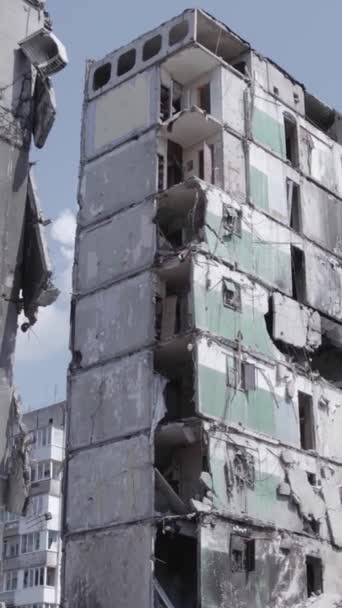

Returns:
18,28,68,76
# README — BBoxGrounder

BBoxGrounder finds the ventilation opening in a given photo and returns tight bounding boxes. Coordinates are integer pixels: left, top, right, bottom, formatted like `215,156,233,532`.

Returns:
284,113,299,166
306,556,323,597
93,63,111,91
169,21,189,46
155,527,197,607
287,180,301,232
143,34,162,61
291,246,306,303
197,83,211,113
117,48,136,76
298,391,315,451
167,141,183,188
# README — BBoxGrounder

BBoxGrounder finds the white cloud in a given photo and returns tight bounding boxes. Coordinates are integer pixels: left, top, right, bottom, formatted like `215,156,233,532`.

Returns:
51,208,76,248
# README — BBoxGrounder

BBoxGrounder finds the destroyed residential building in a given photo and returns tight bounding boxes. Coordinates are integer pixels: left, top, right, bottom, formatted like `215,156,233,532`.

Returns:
64,9,342,608
0,0,67,513
0,402,65,608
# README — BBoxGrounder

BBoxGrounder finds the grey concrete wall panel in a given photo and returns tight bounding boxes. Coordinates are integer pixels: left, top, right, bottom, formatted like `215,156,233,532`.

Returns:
73,271,154,367
66,435,153,531
76,201,156,293
69,351,153,450
79,131,157,227
302,180,342,254
64,524,152,608
84,67,159,159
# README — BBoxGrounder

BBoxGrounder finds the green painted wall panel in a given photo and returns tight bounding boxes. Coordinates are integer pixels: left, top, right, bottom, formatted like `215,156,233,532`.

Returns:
198,364,275,433
194,283,274,358
205,210,292,293
252,108,285,157
250,166,269,211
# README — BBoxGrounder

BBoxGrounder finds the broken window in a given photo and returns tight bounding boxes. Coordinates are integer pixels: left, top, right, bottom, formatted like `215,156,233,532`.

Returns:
117,48,136,76
306,556,323,597
298,391,315,451
198,83,211,113
223,205,242,237
169,21,189,46
291,246,306,303
167,141,183,187
93,62,111,91
222,279,241,311
226,357,256,392
284,113,299,166
230,535,255,572
143,35,162,61
287,180,301,232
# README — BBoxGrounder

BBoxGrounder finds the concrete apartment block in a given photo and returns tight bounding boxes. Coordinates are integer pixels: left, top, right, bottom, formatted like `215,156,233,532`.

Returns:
0,402,65,608
64,9,342,607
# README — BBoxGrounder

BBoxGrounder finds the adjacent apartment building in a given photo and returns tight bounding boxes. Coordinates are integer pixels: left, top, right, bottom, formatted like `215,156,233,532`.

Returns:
0,402,65,608
64,9,342,607
0,0,67,511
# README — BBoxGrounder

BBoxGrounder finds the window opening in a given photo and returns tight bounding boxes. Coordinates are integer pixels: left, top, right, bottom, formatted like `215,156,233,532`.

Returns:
198,83,211,113
160,85,171,121
287,180,301,232
93,63,111,91
291,246,306,303
230,535,255,572
223,205,242,237
167,141,183,188
306,556,323,597
169,21,189,46
284,113,299,166
172,81,182,115
117,48,136,76
143,35,162,61
226,357,256,391
158,155,165,192
298,391,315,451
222,279,241,311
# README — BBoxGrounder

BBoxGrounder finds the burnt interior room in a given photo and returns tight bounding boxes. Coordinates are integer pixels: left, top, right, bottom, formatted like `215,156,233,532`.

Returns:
154,525,197,608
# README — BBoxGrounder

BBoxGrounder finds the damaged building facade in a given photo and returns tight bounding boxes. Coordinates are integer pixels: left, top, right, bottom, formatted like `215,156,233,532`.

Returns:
64,9,342,608
0,0,67,514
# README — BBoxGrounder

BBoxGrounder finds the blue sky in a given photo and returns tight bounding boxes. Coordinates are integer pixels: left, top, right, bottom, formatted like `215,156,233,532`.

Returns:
14,0,342,409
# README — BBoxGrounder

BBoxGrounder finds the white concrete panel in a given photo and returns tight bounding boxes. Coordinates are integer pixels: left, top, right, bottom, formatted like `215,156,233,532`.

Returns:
85,67,159,156
79,131,157,227
77,201,156,292
66,435,153,531
73,271,154,367
68,350,153,449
